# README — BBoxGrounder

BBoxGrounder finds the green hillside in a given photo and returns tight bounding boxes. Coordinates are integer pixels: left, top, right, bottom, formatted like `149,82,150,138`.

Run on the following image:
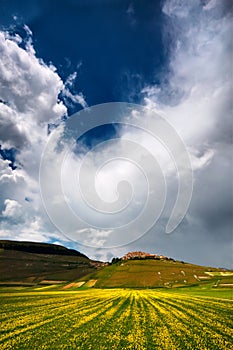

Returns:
78,258,233,289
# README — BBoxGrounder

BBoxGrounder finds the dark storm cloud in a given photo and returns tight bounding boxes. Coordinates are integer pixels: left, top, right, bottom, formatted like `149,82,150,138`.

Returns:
191,151,232,237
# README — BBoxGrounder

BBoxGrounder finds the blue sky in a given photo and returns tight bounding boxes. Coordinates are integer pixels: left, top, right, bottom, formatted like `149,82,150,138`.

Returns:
0,0,232,268
1,0,165,109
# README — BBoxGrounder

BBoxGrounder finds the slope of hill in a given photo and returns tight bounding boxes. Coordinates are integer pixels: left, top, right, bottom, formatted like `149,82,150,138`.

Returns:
78,254,233,289
0,240,101,285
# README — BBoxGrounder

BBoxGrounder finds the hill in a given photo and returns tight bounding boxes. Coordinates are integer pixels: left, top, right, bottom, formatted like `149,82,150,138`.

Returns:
78,252,233,289
0,242,232,289
0,240,101,285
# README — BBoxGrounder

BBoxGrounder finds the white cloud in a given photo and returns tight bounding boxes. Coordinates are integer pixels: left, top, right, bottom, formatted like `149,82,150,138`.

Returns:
0,27,85,245
76,228,113,248
0,31,66,123
62,71,88,108
2,199,24,224
141,0,232,180
0,30,66,153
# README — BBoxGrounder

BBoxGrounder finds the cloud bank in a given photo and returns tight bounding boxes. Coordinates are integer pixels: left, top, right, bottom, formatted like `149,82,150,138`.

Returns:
137,0,232,267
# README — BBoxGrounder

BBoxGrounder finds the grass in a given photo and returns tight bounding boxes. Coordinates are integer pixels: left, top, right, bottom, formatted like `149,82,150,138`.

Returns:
78,259,233,289
0,287,232,350
162,284,233,300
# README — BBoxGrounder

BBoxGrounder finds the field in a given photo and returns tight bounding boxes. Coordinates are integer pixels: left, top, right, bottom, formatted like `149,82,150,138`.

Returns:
0,288,232,350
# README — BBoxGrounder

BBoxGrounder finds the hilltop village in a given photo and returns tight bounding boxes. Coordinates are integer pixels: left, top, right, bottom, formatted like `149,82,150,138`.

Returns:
111,251,178,264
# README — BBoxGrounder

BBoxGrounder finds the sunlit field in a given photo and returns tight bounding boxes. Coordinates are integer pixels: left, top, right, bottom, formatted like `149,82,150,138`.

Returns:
0,289,232,350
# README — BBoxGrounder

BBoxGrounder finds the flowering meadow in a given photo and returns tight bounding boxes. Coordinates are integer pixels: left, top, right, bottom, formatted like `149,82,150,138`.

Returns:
0,289,232,349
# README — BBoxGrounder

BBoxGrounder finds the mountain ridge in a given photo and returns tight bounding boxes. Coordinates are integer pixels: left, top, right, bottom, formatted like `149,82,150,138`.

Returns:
0,240,88,258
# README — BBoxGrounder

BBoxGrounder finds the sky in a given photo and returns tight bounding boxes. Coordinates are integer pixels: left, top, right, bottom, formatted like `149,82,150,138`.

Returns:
0,0,232,268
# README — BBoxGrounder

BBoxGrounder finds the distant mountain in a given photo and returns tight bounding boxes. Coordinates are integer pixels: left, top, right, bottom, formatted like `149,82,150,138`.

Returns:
0,240,101,285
